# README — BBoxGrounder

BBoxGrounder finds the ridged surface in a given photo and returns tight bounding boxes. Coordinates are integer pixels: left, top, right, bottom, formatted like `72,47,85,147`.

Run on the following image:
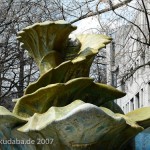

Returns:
17,20,77,74
13,77,125,118
0,20,149,150
0,100,143,150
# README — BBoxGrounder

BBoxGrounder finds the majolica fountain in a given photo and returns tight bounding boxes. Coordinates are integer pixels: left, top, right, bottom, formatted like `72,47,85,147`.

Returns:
0,20,150,150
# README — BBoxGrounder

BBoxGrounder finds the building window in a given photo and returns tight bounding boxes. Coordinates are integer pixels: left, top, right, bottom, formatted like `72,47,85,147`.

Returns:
148,82,150,106
111,72,117,87
127,102,129,113
130,67,133,85
125,104,128,113
111,41,115,66
136,59,139,78
121,83,125,92
125,102,129,113
111,66,119,87
130,98,134,111
135,93,140,109
140,52,145,68
140,89,144,107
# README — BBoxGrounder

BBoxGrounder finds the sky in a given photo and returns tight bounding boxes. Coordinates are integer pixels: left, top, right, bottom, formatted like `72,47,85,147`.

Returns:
71,0,137,35
72,16,101,35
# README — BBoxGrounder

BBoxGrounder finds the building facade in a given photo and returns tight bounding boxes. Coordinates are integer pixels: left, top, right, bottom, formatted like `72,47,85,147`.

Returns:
106,1,150,113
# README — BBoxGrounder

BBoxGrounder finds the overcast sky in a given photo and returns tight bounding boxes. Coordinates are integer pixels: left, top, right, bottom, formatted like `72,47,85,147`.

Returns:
72,0,137,35
72,16,101,34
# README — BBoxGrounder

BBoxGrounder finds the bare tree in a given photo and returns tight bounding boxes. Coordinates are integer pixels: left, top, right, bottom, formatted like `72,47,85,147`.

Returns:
0,0,63,109
1,0,149,110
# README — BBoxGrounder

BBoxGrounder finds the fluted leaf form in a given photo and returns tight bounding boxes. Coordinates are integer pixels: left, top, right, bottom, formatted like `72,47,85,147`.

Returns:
0,106,27,126
16,100,142,150
73,34,111,63
13,78,125,118
23,34,111,94
14,20,122,117
101,101,124,114
126,107,150,128
17,20,77,74
0,20,150,150
0,100,143,150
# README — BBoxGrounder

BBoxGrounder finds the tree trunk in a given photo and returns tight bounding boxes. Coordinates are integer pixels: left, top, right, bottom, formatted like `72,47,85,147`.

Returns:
18,50,25,97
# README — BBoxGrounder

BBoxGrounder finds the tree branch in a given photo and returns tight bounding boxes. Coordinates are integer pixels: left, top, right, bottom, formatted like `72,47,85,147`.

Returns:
112,8,148,44
70,0,133,24
141,0,150,44
121,61,150,83
131,36,150,46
